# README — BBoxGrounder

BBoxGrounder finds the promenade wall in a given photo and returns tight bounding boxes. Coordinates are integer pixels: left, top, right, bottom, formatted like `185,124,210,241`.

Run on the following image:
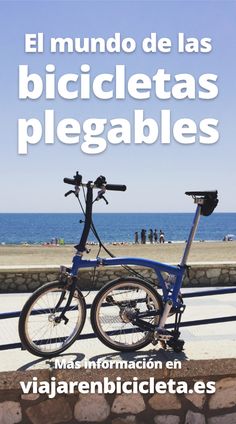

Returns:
0,360,236,423
0,262,236,292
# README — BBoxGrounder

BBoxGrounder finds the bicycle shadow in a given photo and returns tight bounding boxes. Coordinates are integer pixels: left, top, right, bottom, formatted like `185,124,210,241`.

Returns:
17,353,85,371
17,347,188,371
89,347,188,363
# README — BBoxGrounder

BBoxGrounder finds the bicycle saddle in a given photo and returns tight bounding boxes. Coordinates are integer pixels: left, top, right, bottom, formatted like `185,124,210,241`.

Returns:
185,191,218,216
185,191,218,198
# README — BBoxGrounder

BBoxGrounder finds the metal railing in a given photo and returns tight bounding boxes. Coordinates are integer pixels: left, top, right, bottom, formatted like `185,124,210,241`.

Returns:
1,287,236,351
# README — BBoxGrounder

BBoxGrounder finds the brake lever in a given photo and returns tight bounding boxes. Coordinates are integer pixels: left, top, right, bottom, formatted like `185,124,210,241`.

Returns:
94,189,109,205
100,195,109,205
64,190,75,197
65,185,80,198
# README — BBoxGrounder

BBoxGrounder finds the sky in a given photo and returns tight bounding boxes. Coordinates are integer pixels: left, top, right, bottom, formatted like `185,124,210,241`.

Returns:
0,0,236,212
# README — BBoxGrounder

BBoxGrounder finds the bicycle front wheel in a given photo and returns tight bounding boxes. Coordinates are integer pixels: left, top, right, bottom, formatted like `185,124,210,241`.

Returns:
91,277,163,352
19,281,86,358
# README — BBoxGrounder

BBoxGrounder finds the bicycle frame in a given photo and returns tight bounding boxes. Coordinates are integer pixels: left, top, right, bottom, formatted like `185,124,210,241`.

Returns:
71,256,184,307
68,184,202,309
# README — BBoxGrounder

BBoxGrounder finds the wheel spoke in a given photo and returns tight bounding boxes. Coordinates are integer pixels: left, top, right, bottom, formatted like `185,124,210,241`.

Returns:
92,279,162,352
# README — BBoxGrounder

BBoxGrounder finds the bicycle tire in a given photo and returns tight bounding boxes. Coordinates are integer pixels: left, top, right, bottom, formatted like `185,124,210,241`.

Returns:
19,280,86,358
91,277,163,352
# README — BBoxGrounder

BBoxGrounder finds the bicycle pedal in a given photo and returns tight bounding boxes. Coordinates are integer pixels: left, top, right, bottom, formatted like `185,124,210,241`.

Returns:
167,338,185,353
156,327,172,341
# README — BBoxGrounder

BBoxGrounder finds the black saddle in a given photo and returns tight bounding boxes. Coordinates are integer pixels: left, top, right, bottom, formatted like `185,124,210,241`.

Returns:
185,191,217,199
185,191,218,216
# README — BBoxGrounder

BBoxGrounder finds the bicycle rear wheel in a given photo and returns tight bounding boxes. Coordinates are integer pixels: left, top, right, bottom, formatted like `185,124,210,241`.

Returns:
91,277,163,352
19,281,86,358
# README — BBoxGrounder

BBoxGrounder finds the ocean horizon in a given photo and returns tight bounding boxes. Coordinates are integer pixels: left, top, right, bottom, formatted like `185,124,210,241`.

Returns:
0,213,235,245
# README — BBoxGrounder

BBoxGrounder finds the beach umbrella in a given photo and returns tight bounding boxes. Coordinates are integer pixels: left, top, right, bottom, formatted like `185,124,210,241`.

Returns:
225,234,236,240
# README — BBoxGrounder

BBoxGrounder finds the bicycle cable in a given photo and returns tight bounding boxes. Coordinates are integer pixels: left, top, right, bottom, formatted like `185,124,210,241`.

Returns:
77,187,155,288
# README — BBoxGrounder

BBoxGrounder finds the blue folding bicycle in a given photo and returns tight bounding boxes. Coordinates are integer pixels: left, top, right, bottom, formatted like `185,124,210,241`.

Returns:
19,172,218,358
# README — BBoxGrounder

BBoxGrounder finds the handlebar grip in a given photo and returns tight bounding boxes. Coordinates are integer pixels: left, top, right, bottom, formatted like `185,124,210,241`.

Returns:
64,178,76,185
105,184,127,191
64,177,126,191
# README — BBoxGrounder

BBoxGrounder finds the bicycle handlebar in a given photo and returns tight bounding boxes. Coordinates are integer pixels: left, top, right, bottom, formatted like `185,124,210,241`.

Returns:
63,177,126,192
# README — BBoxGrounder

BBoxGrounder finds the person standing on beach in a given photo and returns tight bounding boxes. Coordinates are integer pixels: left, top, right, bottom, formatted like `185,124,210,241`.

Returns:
154,229,158,243
159,230,165,244
143,230,147,244
148,229,153,244
141,229,146,244
134,231,139,244
141,229,144,244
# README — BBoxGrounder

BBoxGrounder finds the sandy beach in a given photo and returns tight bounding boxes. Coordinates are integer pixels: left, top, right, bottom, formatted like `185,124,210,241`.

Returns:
0,241,235,266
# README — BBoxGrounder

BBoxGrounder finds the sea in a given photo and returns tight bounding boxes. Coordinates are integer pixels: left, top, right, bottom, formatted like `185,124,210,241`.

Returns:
0,213,235,245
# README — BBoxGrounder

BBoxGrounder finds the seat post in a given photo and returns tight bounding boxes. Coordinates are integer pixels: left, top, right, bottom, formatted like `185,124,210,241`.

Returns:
180,203,202,267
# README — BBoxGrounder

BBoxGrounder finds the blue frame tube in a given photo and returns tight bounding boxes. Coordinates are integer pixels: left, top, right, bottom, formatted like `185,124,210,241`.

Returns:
72,255,179,273
71,255,186,306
